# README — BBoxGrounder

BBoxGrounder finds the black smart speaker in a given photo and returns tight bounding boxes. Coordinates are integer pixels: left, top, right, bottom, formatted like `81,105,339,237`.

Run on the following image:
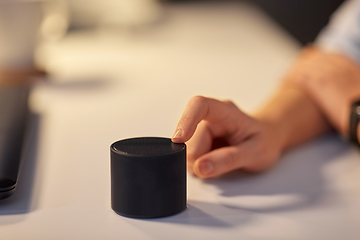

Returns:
110,137,187,218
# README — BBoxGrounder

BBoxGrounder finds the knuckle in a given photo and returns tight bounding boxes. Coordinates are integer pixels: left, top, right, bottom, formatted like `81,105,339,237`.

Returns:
190,95,207,106
222,100,242,116
222,99,236,108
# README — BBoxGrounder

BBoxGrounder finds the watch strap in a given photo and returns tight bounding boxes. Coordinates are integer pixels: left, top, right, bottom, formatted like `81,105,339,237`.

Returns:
349,100,360,147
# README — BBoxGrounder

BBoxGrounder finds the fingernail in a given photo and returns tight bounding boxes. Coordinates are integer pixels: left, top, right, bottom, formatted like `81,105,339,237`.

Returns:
172,129,183,141
198,161,214,176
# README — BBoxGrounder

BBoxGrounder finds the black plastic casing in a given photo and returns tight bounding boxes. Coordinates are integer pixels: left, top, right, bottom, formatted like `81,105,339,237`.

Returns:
110,137,186,218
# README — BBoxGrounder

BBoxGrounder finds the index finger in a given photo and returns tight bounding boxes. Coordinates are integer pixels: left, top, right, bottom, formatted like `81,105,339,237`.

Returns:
172,96,235,143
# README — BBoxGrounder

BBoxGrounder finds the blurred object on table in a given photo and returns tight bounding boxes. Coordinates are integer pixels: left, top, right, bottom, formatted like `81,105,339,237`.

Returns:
0,0,43,69
0,0,45,200
0,85,30,200
35,0,163,75
66,0,162,30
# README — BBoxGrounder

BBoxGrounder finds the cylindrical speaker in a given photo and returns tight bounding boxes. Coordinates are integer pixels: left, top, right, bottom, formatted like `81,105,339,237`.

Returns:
110,137,186,218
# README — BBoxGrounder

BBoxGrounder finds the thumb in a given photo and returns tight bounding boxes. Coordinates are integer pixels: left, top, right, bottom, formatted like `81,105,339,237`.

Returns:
193,146,246,178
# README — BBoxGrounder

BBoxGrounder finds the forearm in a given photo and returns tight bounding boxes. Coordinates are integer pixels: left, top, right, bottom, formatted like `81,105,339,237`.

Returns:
283,46,360,145
254,83,331,152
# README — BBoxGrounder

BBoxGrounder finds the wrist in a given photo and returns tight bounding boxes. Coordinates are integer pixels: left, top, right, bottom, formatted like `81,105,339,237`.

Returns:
260,118,289,154
254,84,331,152
286,49,360,137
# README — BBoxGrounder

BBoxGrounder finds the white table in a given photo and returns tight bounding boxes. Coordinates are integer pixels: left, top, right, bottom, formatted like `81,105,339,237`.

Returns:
1,2,360,239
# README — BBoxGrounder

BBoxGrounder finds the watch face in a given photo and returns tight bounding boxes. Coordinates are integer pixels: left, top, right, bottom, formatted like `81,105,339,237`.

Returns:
353,100,360,117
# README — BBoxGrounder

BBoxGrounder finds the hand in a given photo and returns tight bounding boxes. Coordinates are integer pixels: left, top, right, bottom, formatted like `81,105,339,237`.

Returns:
172,96,282,178
286,47,360,135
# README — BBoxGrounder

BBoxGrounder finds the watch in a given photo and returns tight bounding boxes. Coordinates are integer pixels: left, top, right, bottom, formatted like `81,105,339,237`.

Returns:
349,100,360,147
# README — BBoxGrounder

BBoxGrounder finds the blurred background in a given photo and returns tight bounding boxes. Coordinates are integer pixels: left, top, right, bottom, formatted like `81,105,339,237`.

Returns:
0,0,346,71
0,0,346,75
56,0,346,44
170,0,345,45
46,0,345,44
0,0,347,174
2,2,360,238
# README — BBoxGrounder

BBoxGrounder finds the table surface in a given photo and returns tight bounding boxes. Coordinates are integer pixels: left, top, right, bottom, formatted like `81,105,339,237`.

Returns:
1,2,360,239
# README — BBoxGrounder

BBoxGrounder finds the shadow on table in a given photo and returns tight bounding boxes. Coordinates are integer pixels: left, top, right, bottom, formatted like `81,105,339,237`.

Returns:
204,132,351,213
122,133,352,240
0,113,41,224
124,200,253,239
141,199,251,227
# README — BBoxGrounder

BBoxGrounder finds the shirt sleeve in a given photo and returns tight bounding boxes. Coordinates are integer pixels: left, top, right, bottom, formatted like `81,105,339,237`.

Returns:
315,0,360,65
